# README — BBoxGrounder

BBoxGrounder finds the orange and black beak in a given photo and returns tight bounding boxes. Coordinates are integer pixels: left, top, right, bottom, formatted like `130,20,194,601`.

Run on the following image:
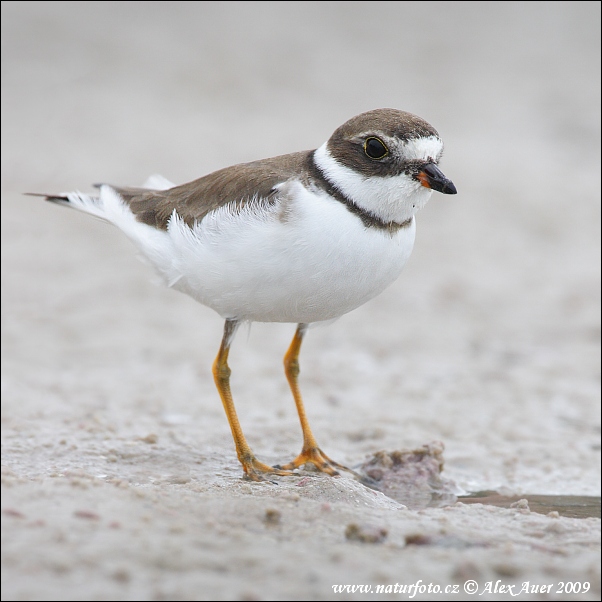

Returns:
417,163,457,195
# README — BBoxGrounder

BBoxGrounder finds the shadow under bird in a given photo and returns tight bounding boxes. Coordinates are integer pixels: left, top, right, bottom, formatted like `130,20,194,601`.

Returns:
30,108,456,481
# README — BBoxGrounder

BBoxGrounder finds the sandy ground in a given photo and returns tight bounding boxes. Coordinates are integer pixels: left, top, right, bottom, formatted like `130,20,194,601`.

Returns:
1,2,600,600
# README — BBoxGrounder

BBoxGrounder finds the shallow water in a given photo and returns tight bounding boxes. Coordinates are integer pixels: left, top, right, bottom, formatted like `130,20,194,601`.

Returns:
457,491,601,519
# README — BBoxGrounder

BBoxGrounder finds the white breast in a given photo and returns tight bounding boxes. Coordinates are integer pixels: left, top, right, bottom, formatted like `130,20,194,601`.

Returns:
91,183,416,323
169,183,415,322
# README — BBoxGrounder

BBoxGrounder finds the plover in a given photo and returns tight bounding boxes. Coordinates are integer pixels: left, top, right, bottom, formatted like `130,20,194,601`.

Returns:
33,108,456,480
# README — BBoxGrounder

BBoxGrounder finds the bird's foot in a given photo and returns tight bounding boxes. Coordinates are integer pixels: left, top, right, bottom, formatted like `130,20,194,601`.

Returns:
241,456,297,482
274,446,352,477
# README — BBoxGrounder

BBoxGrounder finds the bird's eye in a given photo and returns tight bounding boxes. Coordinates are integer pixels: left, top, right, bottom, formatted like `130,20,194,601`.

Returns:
364,137,389,160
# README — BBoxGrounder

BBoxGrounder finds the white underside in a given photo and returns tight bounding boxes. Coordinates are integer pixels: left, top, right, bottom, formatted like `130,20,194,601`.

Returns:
64,179,416,323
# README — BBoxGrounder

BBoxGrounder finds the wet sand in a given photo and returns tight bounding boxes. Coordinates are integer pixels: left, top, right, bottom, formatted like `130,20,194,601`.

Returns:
1,2,600,600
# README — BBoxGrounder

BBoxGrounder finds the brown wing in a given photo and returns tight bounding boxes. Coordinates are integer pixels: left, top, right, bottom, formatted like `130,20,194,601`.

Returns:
112,151,313,230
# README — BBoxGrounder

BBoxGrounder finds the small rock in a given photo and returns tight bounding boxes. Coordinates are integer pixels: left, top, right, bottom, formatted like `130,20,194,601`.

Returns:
111,568,130,583
545,521,567,534
345,523,388,543
358,442,457,506
264,508,281,525
74,510,100,520
494,563,521,577
510,499,530,514
2,508,25,518
405,533,482,549
405,533,432,546
452,561,481,582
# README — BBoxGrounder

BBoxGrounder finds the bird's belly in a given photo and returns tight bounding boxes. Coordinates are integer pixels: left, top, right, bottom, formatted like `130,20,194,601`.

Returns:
163,191,416,323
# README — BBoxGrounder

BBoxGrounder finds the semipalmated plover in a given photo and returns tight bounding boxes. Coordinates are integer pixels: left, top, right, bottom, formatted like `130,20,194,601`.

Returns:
33,108,456,481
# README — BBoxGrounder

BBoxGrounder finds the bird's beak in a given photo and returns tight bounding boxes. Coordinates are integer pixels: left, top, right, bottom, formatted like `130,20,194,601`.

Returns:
417,163,457,195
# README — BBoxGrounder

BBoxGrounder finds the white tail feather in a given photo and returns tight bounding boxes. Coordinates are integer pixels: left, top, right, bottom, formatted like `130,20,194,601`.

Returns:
142,174,175,190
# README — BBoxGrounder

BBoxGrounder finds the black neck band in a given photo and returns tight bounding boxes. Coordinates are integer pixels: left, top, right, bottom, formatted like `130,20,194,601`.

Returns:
307,152,412,234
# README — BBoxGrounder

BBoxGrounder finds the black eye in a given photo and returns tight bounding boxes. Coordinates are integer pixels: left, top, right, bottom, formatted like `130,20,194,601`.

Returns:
364,137,388,159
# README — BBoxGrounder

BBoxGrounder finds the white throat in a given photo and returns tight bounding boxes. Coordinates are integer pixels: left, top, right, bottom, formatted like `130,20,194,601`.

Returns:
313,141,437,224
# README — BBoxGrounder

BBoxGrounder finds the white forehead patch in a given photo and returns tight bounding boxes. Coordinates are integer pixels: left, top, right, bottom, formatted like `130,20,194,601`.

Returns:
397,135,443,162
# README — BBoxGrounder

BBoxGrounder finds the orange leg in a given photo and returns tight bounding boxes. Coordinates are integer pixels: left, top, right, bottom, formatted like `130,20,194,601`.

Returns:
213,319,293,481
275,323,351,476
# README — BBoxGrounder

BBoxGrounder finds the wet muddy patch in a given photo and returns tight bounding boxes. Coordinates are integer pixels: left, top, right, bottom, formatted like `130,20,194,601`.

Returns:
357,443,600,518
458,491,601,519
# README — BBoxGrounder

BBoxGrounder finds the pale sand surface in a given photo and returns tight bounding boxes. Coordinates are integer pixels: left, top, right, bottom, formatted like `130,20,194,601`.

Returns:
1,2,600,600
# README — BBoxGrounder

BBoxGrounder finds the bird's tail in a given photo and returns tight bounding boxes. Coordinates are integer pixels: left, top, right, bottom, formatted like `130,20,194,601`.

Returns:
25,189,109,221
25,174,174,224
27,177,180,288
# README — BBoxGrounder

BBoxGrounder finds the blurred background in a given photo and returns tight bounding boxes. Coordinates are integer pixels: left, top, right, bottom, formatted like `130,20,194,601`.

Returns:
1,1,600,494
